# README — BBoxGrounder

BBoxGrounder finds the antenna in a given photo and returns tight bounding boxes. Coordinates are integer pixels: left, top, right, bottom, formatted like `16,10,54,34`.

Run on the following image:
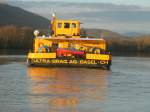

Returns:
52,13,55,18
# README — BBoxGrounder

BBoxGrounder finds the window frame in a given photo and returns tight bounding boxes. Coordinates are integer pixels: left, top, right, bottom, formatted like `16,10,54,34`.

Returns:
64,23,70,28
57,23,62,28
71,23,76,28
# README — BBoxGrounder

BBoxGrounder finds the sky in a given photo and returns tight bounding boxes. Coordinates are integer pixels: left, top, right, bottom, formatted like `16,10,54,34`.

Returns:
11,0,150,6
54,0,150,7
6,0,150,35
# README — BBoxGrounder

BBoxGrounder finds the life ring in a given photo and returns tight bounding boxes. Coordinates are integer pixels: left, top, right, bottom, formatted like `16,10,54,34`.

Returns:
38,45,50,53
92,47,100,54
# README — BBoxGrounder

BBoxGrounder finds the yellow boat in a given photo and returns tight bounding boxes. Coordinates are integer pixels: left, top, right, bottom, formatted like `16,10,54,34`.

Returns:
27,14,112,70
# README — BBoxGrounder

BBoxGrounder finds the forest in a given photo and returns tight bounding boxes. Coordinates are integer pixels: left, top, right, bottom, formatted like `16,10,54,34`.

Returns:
0,25,150,53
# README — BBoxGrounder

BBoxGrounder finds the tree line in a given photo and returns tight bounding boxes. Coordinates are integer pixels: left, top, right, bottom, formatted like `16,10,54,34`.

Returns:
0,25,34,50
106,36,150,53
0,25,150,53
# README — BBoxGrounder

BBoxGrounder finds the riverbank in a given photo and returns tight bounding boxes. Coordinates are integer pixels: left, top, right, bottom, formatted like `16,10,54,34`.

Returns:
1,25,150,53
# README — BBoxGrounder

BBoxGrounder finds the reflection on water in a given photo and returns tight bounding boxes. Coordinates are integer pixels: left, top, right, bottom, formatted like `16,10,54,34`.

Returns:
1,56,150,112
27,67,109,112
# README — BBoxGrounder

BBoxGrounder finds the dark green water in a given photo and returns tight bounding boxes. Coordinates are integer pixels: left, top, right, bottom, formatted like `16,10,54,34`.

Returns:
0,56,150,112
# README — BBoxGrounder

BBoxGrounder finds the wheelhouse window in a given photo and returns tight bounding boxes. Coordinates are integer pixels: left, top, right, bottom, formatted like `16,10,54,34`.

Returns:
64,23,70,28
58,23,62,28
71,23,76,28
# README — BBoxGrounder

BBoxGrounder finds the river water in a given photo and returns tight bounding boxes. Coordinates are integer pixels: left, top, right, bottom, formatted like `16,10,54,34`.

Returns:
0,56,150,112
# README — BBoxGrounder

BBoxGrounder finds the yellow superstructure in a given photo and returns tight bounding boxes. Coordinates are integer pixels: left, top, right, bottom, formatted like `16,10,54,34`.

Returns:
51,14,80,38
53,20,80,38
27,13,112,70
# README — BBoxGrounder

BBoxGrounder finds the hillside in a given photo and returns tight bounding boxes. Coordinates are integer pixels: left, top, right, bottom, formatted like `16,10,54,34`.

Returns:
0,3,49,28
81,28,125,39
0,3,127,38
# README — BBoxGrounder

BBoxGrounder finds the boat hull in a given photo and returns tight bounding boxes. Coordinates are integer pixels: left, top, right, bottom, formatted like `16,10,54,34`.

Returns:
27,58,111,70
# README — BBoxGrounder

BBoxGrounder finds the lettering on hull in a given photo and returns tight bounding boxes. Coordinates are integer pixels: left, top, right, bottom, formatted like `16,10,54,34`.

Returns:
30,59,109,65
